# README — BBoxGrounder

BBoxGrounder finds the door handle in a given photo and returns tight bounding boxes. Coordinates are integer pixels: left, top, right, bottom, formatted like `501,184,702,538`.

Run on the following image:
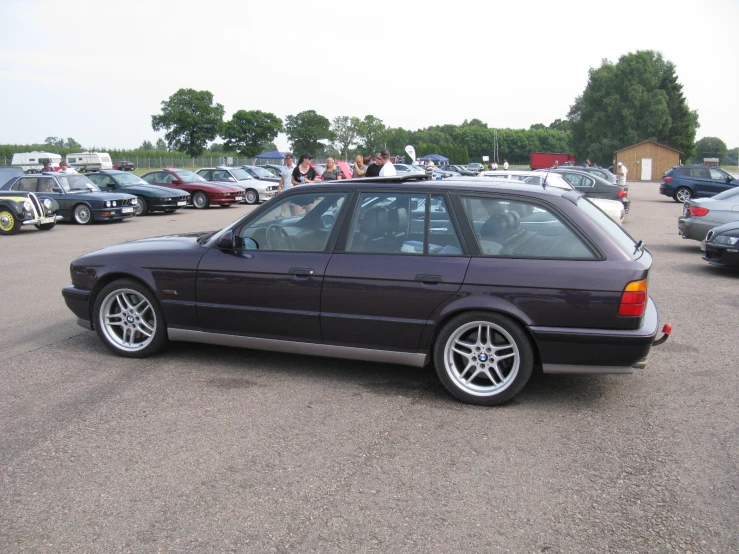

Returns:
290,268,315,276
415,274,444,284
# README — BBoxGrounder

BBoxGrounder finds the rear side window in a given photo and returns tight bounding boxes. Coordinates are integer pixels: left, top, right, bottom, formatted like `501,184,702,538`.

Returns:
460,196,595,259
576,197,638,255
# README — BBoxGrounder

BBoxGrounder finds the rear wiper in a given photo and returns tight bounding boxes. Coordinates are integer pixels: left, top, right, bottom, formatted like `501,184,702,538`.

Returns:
633,240,645,254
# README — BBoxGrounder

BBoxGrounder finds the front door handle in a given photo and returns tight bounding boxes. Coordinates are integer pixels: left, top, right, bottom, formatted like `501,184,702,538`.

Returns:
290,268,315,277
415,274,444,284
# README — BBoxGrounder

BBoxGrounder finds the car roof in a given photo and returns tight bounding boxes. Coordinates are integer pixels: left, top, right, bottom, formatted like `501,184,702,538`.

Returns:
88,170,126,174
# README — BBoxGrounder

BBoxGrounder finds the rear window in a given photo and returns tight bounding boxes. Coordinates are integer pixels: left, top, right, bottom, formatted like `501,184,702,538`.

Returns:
576,197,639,255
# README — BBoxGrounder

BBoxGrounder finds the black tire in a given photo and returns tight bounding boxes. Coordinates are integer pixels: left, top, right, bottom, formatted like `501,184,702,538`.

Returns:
134,197,148,216
93,278,167,358
73,203,93,225
244,189,259,205
35,222,56,231
433,311,534,406
0,209,21,235
673,187,692,203
192,191,210,209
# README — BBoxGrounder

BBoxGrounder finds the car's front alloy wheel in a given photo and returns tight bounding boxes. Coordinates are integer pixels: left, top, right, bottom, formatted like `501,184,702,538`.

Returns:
94,279,166,358
135,197,148,216
192,191,209,209
245,189,258,204
73,203,92,224
434,311,534,405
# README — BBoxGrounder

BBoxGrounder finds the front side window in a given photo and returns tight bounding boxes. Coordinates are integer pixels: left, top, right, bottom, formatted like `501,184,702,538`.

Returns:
461,196,595,259
238,192,347,252
196,170,212,180
709,168,728,180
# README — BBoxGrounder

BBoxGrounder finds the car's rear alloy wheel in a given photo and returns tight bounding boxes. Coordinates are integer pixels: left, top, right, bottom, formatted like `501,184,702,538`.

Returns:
245,189,258,204
674,187,692,203
73,204,92,224
0,209,20,235
135,197,147,216
192,191,209,209
94,279,166,358
434,311,534,405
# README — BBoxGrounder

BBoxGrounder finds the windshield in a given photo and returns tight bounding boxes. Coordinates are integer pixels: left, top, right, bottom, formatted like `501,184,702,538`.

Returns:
250,166,274,178
711,187,739,200
58,174,100,192
115,173,148,185
175,170,206,182
230,168,252,181
576,196,639,255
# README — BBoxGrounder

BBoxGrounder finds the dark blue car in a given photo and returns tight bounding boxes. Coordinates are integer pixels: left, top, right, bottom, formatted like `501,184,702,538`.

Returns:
660,165,738,202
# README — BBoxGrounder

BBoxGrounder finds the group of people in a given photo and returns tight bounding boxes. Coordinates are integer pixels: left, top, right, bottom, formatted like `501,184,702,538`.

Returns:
42,160,77,174
487,160,509,171
276,150,398,194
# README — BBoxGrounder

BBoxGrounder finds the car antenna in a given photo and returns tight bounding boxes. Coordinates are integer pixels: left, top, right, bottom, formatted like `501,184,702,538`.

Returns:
542,166,551,189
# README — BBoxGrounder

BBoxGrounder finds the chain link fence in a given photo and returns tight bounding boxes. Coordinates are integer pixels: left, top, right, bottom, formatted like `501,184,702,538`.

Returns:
0,155,288,169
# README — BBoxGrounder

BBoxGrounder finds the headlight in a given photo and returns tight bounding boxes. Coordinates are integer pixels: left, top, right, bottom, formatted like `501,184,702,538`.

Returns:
112,201,117,207
713,235,739,246
130,198,137,204
23,200,33,212
105,201,111,207
43,198,53,210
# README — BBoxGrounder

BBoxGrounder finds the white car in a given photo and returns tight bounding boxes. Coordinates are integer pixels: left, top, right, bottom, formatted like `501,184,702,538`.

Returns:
196,167,278,205
477,171,625,224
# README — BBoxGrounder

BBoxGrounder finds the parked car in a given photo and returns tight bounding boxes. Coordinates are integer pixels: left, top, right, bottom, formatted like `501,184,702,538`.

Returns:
87,170,190,215
660,165,739,203
702,221,739,269
112,161,136,171
543,168,630,213
574,166,618,185
1,173,138,224
241,165,281,183
467,163,484,174
393,163,424,175
62,176,669,406
442,164,477,176
140,169,244,209
196,167,277,205
262,165,283,178
0,191,61,235
677,186,739,241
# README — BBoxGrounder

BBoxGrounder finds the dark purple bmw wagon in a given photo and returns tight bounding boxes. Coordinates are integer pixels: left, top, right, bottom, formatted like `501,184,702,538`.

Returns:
62,176,670,405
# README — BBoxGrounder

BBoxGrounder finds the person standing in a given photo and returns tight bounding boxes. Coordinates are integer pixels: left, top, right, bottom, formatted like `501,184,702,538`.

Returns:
617,162,628,187
322,158,343,181
379,150,396,176
42,160,55,172
278,153,296,193
365,152,383,178
291,153,318,185
353,155,367,178
503,159,509,170
58,160,78,174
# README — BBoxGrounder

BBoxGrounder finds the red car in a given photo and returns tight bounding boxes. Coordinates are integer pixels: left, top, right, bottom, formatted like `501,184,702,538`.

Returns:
113,161,136,171
141,169,244,209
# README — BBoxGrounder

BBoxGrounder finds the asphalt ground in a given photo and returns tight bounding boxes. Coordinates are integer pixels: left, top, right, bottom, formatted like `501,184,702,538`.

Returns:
1,182,737,553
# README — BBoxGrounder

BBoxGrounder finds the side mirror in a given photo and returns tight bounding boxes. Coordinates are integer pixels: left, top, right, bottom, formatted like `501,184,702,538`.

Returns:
218,230,235,250
228,177,236,182
52,186,62,193
172,178,182,185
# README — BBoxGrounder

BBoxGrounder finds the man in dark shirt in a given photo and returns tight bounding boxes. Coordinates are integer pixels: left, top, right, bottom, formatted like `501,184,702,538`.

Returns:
364,152,383,178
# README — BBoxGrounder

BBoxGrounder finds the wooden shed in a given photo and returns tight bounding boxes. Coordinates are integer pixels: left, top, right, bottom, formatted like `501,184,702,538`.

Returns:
614,140,682,181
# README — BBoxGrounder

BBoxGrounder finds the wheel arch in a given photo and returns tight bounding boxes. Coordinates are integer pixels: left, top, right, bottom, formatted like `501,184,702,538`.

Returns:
88,271,159,328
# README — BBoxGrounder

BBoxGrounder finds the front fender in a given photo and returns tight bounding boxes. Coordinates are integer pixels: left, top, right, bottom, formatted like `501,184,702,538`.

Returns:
418,290,535,352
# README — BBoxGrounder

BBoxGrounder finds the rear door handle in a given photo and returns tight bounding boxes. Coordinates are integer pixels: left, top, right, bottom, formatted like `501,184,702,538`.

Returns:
415,274,444,284
290,268,315,276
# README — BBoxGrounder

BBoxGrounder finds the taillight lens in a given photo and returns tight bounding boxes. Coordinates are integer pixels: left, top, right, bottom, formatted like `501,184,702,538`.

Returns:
688,206,709,217
618,189,627,198
619,280,647,317
663,176,673,183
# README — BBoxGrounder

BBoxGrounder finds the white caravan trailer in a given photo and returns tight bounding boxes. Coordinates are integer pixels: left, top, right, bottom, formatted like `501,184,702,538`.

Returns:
10,151,63,173
66,152,113,171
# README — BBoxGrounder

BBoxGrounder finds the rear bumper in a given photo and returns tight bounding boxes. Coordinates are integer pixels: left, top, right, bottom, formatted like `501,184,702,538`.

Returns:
532,298,659,373
678,217,714,241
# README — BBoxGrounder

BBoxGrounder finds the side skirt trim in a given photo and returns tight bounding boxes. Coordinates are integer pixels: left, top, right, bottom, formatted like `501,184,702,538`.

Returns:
167,328,429,368
542,364,634,375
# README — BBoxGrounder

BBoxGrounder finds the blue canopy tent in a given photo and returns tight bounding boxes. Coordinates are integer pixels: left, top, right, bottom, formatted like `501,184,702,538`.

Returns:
254,150,288,164
419,154,449,163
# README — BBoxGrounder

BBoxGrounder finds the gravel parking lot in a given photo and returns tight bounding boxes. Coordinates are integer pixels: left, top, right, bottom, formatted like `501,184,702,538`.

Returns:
1,182,737,553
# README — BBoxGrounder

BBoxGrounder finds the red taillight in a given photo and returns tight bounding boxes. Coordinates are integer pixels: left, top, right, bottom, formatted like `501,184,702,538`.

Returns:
619,280,647,317
687,206,709,217
618,189,627,198
664,176,673,183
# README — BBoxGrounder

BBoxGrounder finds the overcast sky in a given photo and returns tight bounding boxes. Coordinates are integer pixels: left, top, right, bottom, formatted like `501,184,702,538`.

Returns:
0,0,737,153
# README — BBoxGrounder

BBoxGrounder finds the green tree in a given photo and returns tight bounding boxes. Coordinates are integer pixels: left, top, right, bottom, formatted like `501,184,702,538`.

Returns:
151,88,225,157
222,109,283,157
45,136,63,148
139,140,154,150
568,51,699,166
356,115,387,153
284,110,333,155
331,116,360,161
548,119,572,132
692,137,728,163
155,138,167,151
65,137,81,149
726,147,738,166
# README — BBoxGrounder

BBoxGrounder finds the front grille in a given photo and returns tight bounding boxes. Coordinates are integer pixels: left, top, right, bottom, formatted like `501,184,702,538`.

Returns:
28,192,44,216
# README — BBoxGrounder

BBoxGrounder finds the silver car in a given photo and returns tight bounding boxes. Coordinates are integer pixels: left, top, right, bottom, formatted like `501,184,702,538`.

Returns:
196,167,278,205
677,186,739,241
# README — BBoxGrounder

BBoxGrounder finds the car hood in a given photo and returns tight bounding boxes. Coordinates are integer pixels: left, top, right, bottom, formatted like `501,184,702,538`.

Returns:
117,183,190,197
63,190,139,200
710,220,739,235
